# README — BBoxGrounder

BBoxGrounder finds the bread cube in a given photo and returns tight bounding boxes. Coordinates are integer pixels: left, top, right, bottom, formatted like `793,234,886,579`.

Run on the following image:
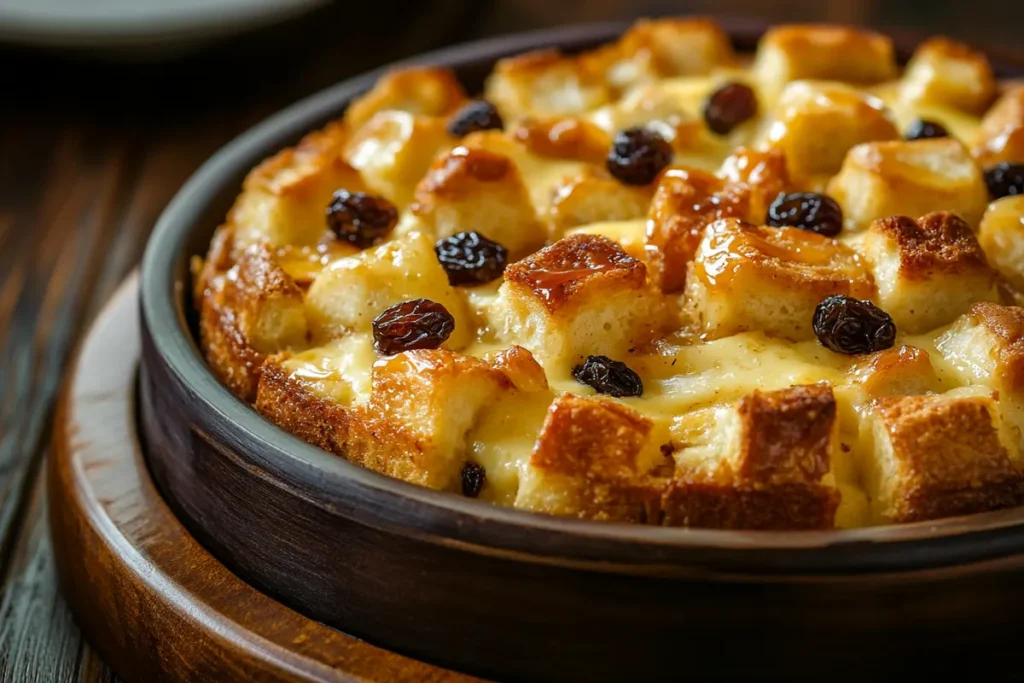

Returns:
828,138,989,229
366,349,512,490
509,116,610,165
663,384,840,529
200,246,308,401
515,393,661,521
756,80,899,181
343,66,466,131
972,86,1024,167
483,344,549,393
847,345,943,398
547,167,653,235
484,49,611,121
900,37,997,115
856,213,998,333
863,391,1024,523
978,195,1024,290
566,220,647,262
230,121,368,251
412,146,545,258
935,302,1024,395
489,233,666,371
644,168,745,293
343,111,455,208
753,25,897,97
686,219,874,341
304,231,472,347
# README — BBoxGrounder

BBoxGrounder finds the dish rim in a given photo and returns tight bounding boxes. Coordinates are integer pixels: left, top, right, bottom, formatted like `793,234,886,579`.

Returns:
139,18,1024,575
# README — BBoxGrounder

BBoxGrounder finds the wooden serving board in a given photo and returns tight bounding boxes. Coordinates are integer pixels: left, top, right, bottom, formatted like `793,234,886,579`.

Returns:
48,273,479,683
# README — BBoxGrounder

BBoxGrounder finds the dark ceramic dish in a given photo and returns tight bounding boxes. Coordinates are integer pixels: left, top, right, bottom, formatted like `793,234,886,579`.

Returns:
139,20,1024,681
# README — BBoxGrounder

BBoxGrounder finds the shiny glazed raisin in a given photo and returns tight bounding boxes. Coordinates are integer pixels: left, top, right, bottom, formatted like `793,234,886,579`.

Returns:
572,355,643,398
326,190,398,248
435,231,509,286
461,462,486,497
767,192,844,237
905,118,949,141
446,100,504,137
984,162,1024,199
702,82,758,135
606,127,673,186
372,299,455,356
813,295,896,355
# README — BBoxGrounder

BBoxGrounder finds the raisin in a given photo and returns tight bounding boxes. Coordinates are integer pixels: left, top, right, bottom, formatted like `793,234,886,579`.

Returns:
326,190,398,248
372,299,455,356
813,295,896,355
461,462,486,498
606,127,673,186
905,118,949,141
984,162,1024,199
572,355,643,398
766,192,844,237
446,100,504,137
702,82,758,135
435,231,508,286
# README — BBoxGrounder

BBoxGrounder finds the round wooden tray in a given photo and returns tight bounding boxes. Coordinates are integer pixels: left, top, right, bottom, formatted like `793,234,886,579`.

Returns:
49,274,476,683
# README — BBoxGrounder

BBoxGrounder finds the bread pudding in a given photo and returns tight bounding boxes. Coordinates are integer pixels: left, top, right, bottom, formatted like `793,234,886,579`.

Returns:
193,19,1024,530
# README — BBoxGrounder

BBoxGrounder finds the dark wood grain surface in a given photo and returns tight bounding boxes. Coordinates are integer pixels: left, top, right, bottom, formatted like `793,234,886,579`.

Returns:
0,1,1016,680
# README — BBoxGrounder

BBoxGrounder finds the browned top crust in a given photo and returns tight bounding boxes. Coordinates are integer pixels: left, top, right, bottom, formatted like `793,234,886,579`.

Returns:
504,233,646,311
871,394,1024,522
734,384,836,485
965,302,1024,391
870,212,989,279
510,116,611,164
343,66,466,131
530,393,653,479
414,146,512,199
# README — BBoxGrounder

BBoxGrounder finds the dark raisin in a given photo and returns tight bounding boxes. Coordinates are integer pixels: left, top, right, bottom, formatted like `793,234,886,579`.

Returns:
813,295,896,355
461,462,486,497
435,231,508,286
325,190,398,248
606,127,673,186
766,192,844,237
984,162,1024,199
572,355,643,398
446,100,504,137
702,82,758,135
372,299,455,356
905,118,949,141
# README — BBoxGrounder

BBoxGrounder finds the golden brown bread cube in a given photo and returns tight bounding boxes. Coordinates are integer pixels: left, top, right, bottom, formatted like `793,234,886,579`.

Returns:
343,66,467,131
515,393,661,521
489,233,666,371
899,37,997,115
978,195,1024,291
509,116,611,165
828,138,989,229
412,146,546,258
484,49,611,121
863,391,1024,523
230,121,368,251
547,167,654,235
664,384,840,530
972,86,1024,167
847,345,943,398
935,303,1024,400
343,111,455,208
365,349,512,490
199,246,308,401
303,231,472,347
755,80,899,181
752,25,897,97
685,218,874,341
855,213,998,333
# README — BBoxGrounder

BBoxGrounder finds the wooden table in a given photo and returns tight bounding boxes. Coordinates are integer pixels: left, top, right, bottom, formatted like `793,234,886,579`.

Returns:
0,1,1016,680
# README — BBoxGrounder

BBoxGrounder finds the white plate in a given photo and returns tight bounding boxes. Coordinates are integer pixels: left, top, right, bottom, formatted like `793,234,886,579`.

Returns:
0,0,331,53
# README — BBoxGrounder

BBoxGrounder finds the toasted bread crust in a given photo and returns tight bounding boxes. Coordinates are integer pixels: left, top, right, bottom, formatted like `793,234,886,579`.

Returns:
871,212,989,279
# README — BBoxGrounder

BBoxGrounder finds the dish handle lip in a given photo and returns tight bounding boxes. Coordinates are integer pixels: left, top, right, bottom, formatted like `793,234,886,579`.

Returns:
139,19,1024,577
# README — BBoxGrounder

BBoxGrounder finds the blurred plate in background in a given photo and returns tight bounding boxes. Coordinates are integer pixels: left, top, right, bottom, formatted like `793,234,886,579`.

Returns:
0,0,330,54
